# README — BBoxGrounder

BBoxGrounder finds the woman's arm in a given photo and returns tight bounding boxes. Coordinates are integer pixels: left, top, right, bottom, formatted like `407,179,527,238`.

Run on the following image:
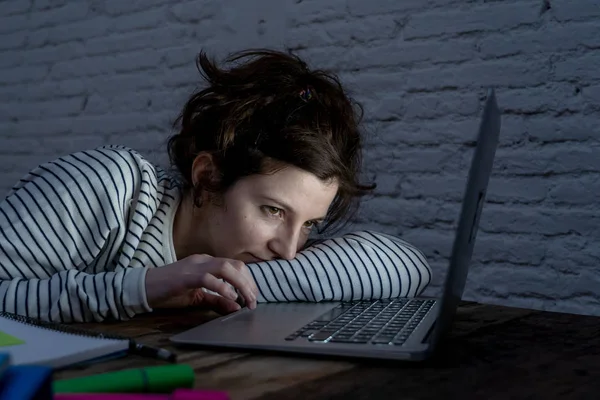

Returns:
247,230,432,302
0,147,153,322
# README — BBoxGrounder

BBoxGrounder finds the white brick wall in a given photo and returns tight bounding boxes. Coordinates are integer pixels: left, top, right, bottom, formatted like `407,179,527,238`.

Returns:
1,0,599,316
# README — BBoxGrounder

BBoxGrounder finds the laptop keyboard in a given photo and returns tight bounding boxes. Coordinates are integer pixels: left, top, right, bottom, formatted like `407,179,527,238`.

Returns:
285,299,435,346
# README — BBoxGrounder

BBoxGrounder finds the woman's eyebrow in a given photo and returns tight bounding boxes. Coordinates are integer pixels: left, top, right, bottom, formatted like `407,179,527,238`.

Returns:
261,195,327,221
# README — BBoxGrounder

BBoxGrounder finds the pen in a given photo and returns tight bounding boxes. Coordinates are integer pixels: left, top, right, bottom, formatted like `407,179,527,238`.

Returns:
128,341,178,363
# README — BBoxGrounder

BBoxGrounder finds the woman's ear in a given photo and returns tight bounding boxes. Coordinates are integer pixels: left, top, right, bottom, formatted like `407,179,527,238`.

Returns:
191,152,219,187
190,152,221,208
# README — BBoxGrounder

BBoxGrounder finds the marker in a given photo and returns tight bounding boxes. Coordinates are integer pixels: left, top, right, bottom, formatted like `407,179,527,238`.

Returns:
129,341,177,363
53,364,195,393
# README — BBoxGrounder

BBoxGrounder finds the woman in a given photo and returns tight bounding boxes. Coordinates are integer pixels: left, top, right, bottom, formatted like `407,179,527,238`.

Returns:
0,49,431,323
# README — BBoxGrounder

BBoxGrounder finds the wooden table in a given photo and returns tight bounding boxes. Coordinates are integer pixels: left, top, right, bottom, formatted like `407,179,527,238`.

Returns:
55,302,600,400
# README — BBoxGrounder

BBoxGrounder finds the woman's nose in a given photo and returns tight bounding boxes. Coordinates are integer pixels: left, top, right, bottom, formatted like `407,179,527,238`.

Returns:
268,229,301,260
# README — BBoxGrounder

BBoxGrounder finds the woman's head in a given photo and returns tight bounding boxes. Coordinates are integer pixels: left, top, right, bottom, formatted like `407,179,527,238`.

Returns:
169,50,374,260
168,49,374,236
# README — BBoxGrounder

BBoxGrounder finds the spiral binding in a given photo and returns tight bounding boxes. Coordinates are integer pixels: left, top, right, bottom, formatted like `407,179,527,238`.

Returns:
0,311,129,342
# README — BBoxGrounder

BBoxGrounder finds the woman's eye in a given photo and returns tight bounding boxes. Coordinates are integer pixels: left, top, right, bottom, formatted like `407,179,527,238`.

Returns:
264,206,282,216
303,221,315,229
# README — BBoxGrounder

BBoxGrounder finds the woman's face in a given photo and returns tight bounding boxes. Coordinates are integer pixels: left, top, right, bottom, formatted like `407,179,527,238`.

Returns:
179,164,338,262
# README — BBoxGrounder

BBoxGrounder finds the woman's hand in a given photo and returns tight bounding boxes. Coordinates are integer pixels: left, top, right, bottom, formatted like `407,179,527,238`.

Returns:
144,254,259,314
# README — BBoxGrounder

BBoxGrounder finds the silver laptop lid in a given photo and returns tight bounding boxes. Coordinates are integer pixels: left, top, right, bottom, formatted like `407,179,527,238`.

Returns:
429,88,501,348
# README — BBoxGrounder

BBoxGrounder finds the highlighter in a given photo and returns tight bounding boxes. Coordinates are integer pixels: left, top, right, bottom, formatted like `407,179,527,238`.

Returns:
53,364,195,394
54,389,230,400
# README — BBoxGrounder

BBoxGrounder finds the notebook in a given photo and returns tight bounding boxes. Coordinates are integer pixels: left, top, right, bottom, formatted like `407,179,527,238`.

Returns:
0,312,129,369
0,365,53,400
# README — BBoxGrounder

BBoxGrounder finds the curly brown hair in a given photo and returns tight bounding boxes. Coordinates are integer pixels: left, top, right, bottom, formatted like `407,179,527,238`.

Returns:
168,49,375,233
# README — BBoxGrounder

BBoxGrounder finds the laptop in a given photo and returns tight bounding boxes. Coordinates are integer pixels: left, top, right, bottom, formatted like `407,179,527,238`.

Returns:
170,88,502,361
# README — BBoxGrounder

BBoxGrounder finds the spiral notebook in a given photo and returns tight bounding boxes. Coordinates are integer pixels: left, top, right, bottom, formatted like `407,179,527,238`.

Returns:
0,312,129,369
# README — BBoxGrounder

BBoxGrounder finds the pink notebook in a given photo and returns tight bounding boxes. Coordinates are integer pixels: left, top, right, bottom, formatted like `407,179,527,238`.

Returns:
54,389,230,400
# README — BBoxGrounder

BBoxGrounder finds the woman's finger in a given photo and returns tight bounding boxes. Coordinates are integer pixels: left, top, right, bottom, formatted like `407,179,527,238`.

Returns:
211,259,257,310
185,271,240,301
201,291,241,314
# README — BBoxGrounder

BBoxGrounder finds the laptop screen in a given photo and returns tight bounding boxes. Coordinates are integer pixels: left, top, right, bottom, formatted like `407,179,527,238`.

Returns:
429,89,502,349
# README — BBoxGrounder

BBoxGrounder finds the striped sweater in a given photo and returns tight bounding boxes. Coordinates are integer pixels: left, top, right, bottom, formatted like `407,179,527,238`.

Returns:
0,146,432,323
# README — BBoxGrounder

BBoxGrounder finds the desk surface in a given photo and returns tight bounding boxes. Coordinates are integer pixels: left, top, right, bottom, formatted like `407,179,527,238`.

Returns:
55,302,600,400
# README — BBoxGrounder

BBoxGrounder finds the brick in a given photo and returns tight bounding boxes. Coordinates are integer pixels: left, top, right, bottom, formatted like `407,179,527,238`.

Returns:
469,264,562,300
500,84,583,115
554,53,600,81
21,42,85,65
553,0,600,22
0,13,28,34
339,71,407,98
33,0,68,11
170,0,221,22
27,3,89,29
480,205,600,237
360,94,403,121
400,175,462,201
298,39,475,71
525,115,600,143
347,0,460,18
287,15,398,48
67,112,173,136
546,236,600,267
0,32,27,50
0,79,86,101
582,84,600,104
372,115,527,146
49,50,162,79
370,174,402,196
111,7,167,33
474,235,546,265
0,135,106,156
85,26,189,57
85,91,176,115
161,65,199,87
396,228,456,259
0,97,83,120
548,177,600,205
405,59,549,91
399,175,551,204
399,228,545,265
495,146,600,175
103,0,167,16
83,94,110,115
0,0,32,16
1,120,66,137
486,177,550,204
289,0,348,26
382,147,468,174
402,91,480,120
28,17,110,47
0,65,47,84
88,71,162,95
0,171,27,197
479,22,600,58
0,153,53,173
0,50,22,68
106,131,170,154
359,197,456,230
159,44,200,68
404,1,539,39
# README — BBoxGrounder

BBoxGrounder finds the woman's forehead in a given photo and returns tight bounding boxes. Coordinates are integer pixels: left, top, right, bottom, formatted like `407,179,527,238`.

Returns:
236,167,338,214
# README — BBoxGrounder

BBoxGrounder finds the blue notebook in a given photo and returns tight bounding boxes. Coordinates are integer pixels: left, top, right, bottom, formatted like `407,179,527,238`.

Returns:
0,355,8,379
0,365,52,400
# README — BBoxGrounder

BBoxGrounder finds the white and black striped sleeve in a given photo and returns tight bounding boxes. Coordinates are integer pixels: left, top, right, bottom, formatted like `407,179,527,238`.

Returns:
0,148,152,323
248,230,432,302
